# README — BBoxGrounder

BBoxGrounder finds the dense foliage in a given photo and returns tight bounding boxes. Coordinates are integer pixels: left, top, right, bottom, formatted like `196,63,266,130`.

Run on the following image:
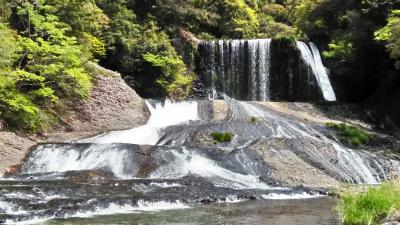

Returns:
0,0,399,131
0,1,91,131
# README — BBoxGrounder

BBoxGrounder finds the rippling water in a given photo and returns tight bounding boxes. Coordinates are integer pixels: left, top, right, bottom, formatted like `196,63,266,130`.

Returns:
46,198,340,225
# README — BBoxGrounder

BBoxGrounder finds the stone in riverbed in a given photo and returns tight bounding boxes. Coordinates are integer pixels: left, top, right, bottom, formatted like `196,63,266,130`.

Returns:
381,211,400,225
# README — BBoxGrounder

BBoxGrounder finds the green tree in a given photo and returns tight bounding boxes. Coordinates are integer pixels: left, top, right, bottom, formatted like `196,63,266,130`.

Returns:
375,10,400,69
0,0,93,131
219,0,260,38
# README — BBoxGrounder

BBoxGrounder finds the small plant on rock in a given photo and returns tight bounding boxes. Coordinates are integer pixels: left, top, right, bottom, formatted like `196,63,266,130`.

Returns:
250,116,257,124
325,122,371,146
211,131,234,143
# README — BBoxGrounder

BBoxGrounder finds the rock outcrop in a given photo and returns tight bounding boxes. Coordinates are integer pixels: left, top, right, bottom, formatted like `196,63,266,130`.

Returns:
63,63,150,135
0,63,150,174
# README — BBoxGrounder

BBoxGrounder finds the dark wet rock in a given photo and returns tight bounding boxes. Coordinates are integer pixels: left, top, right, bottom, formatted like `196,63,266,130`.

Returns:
0,173,323,224
64,170,117,183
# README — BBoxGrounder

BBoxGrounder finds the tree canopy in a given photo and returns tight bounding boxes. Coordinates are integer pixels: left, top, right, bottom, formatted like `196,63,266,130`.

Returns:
0,0,399,131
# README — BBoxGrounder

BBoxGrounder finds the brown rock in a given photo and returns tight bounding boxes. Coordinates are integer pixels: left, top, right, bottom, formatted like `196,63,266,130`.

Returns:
0,132,36,175
0,64,150,174
64,64,150,133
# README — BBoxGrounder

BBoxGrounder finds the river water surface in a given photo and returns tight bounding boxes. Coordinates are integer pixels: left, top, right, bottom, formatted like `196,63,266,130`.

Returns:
45,198,340,225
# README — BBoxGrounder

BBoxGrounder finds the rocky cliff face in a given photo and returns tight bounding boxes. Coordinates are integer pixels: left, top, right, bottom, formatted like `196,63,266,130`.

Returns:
0,63,150,174
61,63,150,136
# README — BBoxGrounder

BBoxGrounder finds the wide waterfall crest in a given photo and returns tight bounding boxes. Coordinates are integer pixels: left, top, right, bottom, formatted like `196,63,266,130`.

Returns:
199,39,272,101
198,39,337,101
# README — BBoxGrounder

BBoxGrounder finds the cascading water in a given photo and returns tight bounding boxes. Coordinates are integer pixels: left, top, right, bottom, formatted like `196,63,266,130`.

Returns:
297,42,337,101
199,39,272,101
1,36,399,224
2,98,399,224
157,100,400,184
197,39,336,102
81,100,200,144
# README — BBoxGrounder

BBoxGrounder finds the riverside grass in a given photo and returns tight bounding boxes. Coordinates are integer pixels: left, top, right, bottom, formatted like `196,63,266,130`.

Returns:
339,179,400,225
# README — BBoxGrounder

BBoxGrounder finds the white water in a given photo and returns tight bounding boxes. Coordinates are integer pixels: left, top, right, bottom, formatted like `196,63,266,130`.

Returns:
205,39,272,101
82,100,200,144
5,200,189,225
297,41,337,101
0,200,26,215
150,148,275,190
247,39,272,101
72,200,188,218
261,192,324,200
22,144,136,179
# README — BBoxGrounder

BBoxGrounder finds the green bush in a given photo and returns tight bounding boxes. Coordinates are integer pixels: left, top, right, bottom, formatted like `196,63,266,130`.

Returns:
326,122,371,146
219,0,260,38
339,180,400,225
261,4,289,23
0,2,93,132
250,116,257,124
375,10,400,69
211,131,234,143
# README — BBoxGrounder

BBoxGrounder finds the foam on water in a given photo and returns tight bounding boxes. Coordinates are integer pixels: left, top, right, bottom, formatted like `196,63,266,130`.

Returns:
149,182,183,188
72,200,189,218
261,192,324,200
0,200,27,215
82,100,200,144
5,200,189,225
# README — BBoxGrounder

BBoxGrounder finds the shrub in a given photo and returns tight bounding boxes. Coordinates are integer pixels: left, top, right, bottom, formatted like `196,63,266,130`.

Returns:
339,180,400,225
219,0,260,38
261,3,289,23
326,122,371,146
250,116,257,124
143,53,194,100
211,131,234,143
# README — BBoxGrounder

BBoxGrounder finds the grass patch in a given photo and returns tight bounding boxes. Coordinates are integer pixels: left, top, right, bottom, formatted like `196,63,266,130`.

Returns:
339,179,400,225
250,116,257,124
326,122,371,146
211,131,233,143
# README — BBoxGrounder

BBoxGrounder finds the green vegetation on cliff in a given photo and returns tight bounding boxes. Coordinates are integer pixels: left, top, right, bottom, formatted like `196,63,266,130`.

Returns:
0,0,399,131
326,122,371,146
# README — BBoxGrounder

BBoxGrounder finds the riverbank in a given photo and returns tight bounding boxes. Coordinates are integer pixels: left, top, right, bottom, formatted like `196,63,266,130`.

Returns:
337,179,400,225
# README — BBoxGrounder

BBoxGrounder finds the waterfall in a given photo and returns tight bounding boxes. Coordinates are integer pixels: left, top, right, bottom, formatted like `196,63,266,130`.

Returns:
200,39,272,101
81,100,200,144
198,39,337,102
296,42,337,101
